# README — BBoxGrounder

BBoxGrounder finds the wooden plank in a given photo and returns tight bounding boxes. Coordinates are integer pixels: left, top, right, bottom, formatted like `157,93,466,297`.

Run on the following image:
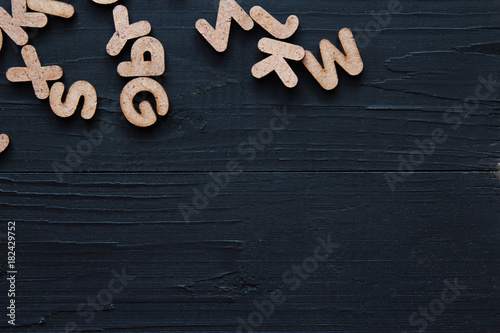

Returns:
0,172,498,331
0,1,498,332
0,0,497,173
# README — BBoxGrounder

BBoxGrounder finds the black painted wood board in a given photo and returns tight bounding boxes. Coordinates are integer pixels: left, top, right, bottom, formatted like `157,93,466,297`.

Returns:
0,0,498,332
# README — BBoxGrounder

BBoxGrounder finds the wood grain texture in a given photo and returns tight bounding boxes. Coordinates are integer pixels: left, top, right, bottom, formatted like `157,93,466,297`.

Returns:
0,0,498,332
0,1,498,172
0,172,498,332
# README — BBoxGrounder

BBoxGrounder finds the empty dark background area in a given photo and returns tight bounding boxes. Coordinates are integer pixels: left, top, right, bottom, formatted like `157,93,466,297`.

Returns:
0,0,498,332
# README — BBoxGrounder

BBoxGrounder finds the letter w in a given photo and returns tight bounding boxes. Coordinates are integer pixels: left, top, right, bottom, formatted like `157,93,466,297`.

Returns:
302,28,363,90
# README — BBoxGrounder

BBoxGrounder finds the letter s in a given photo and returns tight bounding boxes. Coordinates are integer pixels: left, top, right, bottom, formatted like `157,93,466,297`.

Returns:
50,81,98,119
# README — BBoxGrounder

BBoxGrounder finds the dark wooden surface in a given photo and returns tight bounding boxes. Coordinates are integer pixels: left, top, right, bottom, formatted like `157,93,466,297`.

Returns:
0,0,498,332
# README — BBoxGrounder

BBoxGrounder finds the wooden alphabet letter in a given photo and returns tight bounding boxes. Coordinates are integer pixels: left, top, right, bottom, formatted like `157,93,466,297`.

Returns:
0,6,29,46
252,38,305,88
106,5,151,56
6,45,63,100
117,36,165,77
27,0,75,19
302,28,363,90
11,0,47,28
49,81,98,119
195,0,254,52
120,77,169,127
0,134,9,154
250,6,299,40
91,0,119,4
